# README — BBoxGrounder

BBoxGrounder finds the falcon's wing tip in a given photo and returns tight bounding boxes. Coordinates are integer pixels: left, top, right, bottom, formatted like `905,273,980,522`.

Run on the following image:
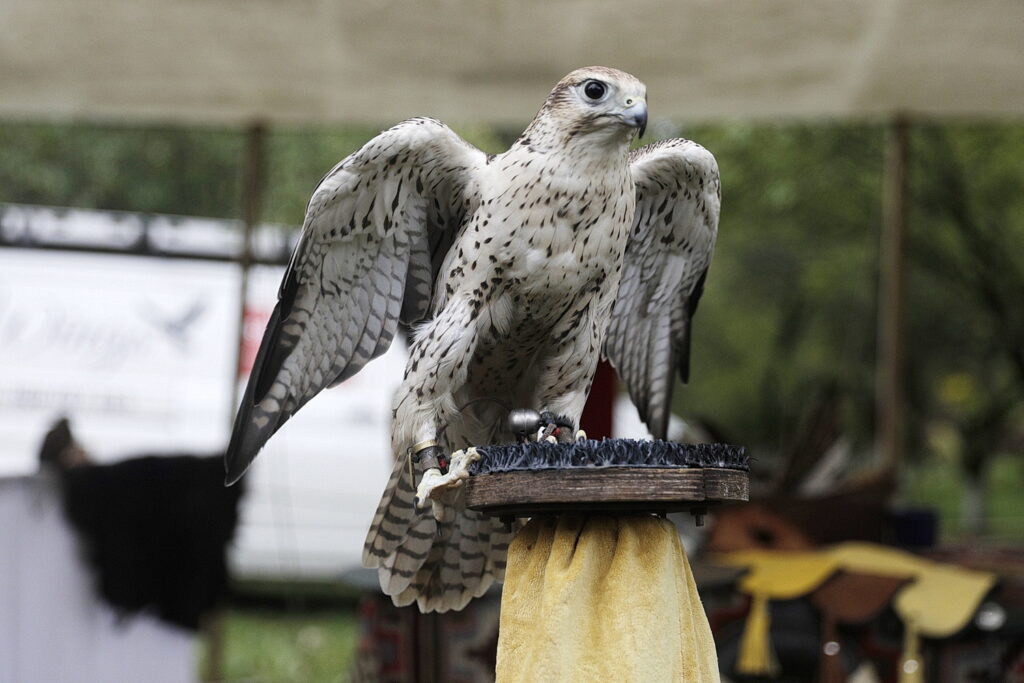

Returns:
223,440,256,486
223,460,249,487
223,402,275,486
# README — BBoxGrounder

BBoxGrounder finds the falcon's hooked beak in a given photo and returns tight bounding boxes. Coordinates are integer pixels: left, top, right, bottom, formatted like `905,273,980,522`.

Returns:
622,97,648,138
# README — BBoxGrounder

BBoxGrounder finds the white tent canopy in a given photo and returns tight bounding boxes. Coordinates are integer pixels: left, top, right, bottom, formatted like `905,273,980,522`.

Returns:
3,0,1024,127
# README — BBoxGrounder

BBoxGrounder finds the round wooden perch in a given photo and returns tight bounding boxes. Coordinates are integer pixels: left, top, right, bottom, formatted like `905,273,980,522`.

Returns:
465,439,749,520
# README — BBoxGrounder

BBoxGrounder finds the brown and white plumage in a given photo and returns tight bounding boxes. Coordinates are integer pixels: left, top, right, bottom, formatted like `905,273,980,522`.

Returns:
225,67,720,612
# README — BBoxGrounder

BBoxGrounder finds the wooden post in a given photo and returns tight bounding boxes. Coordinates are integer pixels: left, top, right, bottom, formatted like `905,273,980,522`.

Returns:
876,117,909,472
210,121,265,683
230,122,267,416
200,612,226,682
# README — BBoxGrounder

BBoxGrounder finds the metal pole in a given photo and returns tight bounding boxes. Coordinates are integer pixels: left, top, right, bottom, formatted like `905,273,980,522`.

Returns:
876,117,909,472
230,122,266,418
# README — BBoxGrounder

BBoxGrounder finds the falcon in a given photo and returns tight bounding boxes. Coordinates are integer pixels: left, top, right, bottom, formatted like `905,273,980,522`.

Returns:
225,67,720,612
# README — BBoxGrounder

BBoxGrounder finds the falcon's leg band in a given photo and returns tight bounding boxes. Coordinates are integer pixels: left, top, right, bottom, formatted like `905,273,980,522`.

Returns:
411,442,449,474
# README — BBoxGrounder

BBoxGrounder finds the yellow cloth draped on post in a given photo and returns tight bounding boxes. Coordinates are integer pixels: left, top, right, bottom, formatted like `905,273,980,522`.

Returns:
496,515,720,683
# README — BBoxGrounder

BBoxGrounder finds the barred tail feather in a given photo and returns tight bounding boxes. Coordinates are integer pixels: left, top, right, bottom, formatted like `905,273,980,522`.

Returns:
362,454,515,612
397,511,514,613
362,454,436,594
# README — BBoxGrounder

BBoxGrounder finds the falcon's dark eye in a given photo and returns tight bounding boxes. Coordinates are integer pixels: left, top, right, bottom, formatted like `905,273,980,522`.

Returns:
583,80,607,101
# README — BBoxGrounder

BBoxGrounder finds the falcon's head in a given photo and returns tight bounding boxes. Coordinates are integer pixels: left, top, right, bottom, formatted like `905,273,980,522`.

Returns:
530,67,648,146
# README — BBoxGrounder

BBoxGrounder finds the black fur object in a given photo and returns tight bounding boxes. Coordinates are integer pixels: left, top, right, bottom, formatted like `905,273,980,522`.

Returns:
59,454,244,631
469,439,748,475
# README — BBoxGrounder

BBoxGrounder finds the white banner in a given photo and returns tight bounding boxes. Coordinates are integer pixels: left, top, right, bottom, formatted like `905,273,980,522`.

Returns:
0,224,405,579
0,248,237,472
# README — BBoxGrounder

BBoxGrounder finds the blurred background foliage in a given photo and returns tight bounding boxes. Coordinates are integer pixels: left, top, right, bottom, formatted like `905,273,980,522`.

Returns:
199,609,358,682
3,118,1022,681
1,118,1021,539
681,123,883,454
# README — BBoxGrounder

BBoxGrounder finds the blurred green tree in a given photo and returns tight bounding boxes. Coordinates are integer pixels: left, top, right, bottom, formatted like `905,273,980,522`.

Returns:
905,123,1024,535
675,123,884,480
0,122,245,218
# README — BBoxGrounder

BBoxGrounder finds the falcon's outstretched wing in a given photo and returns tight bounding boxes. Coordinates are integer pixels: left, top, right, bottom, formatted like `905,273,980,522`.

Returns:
605,139,721,440
226,119,484,484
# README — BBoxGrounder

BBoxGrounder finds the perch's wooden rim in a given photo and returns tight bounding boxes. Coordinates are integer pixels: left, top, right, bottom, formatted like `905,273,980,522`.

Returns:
465,466,749,519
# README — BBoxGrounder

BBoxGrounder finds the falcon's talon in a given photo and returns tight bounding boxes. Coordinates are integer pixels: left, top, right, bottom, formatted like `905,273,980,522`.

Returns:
415,467,445,509
545,435,558,444
414,448,482,520
575,429,587,441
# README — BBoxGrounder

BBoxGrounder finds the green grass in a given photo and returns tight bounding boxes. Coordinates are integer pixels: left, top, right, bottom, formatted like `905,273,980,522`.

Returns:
903,452,1024,542
200,608,359,683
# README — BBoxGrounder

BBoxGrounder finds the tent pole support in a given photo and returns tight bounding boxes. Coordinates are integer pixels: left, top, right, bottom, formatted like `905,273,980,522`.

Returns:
213,120,266,680
876,116,909,474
